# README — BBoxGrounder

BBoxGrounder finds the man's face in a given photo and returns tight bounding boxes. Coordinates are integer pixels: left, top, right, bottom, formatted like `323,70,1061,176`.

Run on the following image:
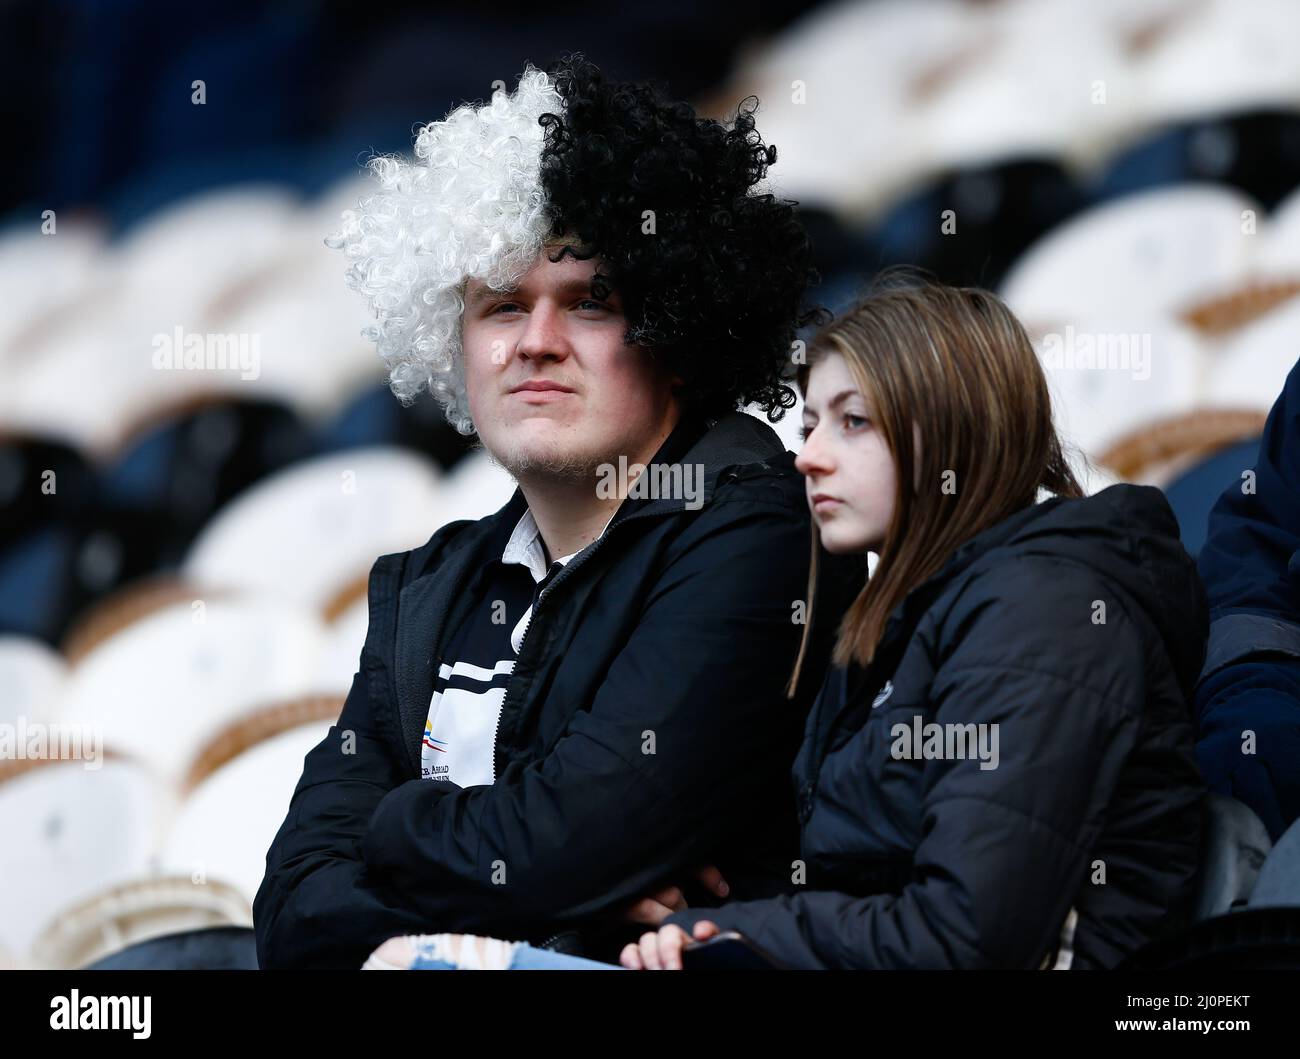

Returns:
462,248,680,479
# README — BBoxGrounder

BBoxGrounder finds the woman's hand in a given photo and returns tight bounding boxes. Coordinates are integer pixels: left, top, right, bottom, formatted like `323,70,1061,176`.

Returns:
619,919,721,970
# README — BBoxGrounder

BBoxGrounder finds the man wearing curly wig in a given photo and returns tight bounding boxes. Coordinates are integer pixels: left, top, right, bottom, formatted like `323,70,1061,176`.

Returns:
253,55,859,969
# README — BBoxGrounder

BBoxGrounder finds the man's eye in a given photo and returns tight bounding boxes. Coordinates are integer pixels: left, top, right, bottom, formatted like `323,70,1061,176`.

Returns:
491,302,522,314
576,299,610,312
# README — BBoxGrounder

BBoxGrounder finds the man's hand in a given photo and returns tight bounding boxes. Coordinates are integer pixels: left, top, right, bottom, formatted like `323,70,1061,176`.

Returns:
618,866,729,925
620,920,721,970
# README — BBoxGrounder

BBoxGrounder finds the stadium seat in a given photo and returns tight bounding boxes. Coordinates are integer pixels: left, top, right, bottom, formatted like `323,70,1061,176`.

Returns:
1093,110,1300,210
1132,0,1300,147
866,158,1083,287
0,522,138,645
0,759,172,965
0,220,105,367
317,383,476,471
1001,185,1257,330
101,395,317,565
430,450,517,529
1205,302,1300,409
0,635,65,726
1034,315,1205,459
1249,817,1300,908
1161,437,1263,557
182,446,445,612
1094,408,1266,484
159,695,341,904
1258,182,1300,273
703,0,972,217
83,925,258,971
0,431,97,547
29,876,251,971
1193,792,1273,920
57,596,329,787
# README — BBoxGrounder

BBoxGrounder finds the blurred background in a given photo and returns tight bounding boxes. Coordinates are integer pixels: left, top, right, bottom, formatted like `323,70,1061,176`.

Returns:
2,0,1299,968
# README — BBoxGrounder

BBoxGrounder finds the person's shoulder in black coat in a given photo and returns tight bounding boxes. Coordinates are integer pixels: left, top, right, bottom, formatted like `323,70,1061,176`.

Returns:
669,483,1208,969
1196,357,1300,840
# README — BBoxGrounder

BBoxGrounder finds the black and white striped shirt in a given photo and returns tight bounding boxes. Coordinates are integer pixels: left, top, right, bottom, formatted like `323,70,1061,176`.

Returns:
419,507,613,787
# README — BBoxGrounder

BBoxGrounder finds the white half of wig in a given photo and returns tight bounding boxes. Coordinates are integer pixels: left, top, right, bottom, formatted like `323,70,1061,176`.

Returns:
326,65,562,434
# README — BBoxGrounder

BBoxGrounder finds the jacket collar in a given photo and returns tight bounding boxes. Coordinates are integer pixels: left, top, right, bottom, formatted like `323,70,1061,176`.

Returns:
404,408,784,581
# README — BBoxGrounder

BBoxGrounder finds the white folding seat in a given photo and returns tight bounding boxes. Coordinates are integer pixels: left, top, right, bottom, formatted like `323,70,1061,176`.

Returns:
0,220,105,368
1033,311,1204,458
317,590,370,695
914,0,1134,176
1205,296,1300,410
0,636,65,726
110,185,301,339
57,596,327,788
426,449,516,528
158,696,342,905
183,446,444,612
716,0,973,217
1134,0,1300,126
0,758,171,964
1257,184,1300,276
1001,186,1258,331
28,874,250,970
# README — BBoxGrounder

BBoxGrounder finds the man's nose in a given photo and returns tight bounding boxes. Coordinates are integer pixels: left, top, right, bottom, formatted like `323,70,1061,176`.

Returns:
516,301,571,362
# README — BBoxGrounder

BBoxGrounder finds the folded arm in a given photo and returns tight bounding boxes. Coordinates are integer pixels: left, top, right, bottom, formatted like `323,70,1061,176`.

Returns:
669,565,1178,968
359,500,814,930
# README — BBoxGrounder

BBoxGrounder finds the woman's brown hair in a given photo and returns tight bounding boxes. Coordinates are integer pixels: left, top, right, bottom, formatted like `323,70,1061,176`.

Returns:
787,270,1082,695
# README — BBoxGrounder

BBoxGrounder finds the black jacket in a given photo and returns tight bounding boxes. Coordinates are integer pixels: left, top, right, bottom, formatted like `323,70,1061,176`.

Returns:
253,411,858,969
1195,357,1300,840
668,484,1209,969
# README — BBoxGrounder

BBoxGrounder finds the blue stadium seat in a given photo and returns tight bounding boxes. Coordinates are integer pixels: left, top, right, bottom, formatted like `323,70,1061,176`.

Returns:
1193,792,1273,920
1161,436,1262,558
1249,817,1300,909
84,926,258,971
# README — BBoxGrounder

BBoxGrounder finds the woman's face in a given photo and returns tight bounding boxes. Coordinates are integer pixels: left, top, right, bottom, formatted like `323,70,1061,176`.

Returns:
795,351,897,555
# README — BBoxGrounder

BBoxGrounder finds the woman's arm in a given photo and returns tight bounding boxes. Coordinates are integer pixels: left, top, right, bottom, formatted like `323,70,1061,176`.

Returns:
661,559,1183,968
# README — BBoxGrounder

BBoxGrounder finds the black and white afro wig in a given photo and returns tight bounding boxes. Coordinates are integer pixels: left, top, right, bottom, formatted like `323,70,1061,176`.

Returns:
328,55,823,436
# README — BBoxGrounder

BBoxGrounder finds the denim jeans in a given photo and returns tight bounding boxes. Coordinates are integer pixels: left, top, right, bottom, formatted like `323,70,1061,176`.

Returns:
411,942,623,970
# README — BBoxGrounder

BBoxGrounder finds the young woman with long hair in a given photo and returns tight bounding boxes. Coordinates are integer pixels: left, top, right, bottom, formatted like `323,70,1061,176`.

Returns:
624,274,1209,970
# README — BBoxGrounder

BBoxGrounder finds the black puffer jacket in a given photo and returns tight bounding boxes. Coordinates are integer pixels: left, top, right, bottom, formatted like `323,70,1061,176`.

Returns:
668,484,1208,969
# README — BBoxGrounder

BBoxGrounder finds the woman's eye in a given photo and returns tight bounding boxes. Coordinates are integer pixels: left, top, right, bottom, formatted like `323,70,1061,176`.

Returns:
799,424,815,441
843,413,869,431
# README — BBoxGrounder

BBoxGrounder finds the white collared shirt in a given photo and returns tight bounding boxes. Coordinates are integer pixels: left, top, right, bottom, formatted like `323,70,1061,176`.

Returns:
500,507,616,651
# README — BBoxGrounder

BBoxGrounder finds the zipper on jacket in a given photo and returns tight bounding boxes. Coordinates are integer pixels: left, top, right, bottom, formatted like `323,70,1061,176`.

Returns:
492,566,552,781
489,502,665,780
489,461,782,778
491,523,617,780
